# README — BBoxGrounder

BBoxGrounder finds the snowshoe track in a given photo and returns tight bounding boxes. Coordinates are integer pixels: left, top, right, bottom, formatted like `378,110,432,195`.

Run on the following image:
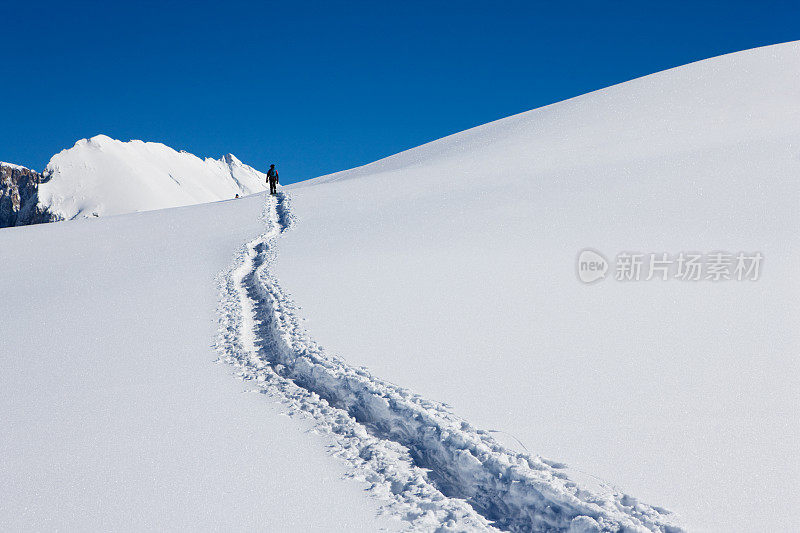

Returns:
215,193,683,533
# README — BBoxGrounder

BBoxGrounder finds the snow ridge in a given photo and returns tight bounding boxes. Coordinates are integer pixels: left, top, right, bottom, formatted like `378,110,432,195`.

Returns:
216,194,683,532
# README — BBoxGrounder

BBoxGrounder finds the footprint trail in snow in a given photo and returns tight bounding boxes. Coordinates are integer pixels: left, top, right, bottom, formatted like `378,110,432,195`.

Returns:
215,193,683,533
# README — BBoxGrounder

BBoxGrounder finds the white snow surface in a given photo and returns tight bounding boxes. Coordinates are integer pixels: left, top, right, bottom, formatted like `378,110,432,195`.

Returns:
0,161,29,171
216,193,680,532
0,195,398,531
272,41,800,532
38,135,267,220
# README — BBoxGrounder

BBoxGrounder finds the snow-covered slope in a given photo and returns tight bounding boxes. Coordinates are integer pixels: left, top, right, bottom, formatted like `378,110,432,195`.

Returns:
272,41,800,532
0,195,397,531
38,135,267,220
218,194,683,532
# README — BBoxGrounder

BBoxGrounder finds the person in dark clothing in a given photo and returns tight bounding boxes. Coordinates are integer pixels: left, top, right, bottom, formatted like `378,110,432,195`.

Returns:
267,164,279,195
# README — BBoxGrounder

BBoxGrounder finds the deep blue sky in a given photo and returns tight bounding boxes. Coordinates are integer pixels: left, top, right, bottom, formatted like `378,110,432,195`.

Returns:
1,1,798,184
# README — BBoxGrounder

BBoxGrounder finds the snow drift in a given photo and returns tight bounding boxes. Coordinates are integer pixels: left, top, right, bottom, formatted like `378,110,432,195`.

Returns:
38,135,267,220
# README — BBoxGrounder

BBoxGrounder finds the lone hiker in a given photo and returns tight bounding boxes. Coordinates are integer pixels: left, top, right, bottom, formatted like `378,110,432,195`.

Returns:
267,164,279,195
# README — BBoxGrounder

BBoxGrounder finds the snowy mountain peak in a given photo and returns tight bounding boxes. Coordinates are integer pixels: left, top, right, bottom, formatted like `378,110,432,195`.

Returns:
37,136,268,221
71,134,116,150
88,134,115,145
221,153,242,166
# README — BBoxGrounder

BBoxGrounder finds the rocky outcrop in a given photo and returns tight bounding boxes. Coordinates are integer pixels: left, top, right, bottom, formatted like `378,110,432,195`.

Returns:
0,163,58,227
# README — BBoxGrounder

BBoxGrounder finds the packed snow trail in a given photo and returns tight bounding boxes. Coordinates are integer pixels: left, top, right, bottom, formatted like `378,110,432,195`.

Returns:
216,193,683,532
